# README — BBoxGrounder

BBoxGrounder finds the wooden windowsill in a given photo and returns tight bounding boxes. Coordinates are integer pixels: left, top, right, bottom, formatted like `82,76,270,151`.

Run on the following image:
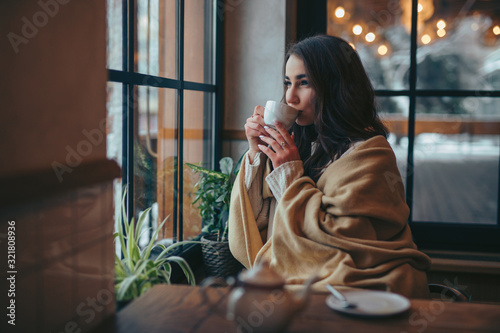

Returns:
425,250,500,275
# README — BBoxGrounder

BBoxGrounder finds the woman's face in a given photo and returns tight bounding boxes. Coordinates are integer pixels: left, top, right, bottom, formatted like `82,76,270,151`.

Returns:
285,55,316,126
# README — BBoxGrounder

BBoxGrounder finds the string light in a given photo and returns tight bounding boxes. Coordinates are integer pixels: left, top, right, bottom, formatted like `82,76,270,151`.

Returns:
437,28,446,37
352,24,363,35
327,1,498,51
378,44,388,56
335,7,345,18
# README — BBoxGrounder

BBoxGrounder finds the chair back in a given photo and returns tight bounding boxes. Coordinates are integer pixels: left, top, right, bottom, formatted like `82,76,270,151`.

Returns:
428,283,470,302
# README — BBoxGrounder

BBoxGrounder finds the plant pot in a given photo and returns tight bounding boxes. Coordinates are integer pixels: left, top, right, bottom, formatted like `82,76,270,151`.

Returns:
116,299,131,311
200,234,244,278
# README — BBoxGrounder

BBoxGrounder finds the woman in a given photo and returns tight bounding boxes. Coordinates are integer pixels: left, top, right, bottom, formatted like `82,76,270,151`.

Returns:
228,35,431,298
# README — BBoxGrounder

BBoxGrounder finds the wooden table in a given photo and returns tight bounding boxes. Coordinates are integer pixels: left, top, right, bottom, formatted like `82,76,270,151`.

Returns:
99,284,500,333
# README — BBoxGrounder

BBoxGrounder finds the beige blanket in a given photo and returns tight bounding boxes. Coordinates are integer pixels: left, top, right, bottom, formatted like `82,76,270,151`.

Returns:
228,136,431,298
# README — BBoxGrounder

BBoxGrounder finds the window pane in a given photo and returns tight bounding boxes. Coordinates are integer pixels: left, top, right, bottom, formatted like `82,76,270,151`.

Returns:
155,88,177,239
107,82,123,165
183,90,215,239
184,0,215,84
106,81,123,254
130,85,160,246
416,0,500,90
137,0,177,78
107,0,122,70
327,0,410,89
413,97,499,224
378,96,409,183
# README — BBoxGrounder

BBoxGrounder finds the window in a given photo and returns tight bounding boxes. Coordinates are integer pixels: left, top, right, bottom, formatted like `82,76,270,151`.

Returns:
301,0,500,252
106,0,223,244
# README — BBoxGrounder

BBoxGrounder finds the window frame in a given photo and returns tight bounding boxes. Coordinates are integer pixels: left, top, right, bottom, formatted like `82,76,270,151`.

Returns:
108,0,224,242
296,0,500,252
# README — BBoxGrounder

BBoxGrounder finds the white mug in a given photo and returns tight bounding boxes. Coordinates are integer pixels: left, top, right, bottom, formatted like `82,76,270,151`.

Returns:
263,100,299,130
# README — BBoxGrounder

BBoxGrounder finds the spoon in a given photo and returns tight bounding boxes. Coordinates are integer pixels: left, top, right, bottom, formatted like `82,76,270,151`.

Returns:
326,284,357,309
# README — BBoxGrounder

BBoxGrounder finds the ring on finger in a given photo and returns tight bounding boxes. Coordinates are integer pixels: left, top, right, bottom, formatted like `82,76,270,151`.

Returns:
280,141,286,149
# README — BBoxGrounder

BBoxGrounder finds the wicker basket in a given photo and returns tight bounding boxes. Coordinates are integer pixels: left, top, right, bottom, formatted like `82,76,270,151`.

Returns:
200,234,244,278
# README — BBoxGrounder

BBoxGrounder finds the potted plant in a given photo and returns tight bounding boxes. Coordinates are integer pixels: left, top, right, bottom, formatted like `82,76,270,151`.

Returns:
187,157,243,278
114,191,196,309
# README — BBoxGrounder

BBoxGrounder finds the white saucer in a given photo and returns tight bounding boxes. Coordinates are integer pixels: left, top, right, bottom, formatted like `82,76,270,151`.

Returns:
326,290,410,317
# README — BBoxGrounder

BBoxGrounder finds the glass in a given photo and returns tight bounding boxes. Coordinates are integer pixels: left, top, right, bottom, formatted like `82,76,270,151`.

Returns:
184,0,215,84
377,96,410,183
137,0,177,78
182,90,215,239
106,81,123,254
155,88,177,240
129,85,159,246
106,82,123,165
327,0,410,90
412,97,499,224
106,0,122,70
416,0,500,90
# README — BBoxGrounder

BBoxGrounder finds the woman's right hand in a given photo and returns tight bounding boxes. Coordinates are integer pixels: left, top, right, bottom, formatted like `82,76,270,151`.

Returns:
244,105,268,162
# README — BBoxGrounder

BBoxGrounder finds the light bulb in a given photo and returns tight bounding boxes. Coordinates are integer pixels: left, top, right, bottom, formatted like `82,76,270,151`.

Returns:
493,25,500,35
437,20,446,29
437,28,446,37
365,32,375,42
421,34,431,44
352,25,363,35
335,7,345,18
378,45,388,56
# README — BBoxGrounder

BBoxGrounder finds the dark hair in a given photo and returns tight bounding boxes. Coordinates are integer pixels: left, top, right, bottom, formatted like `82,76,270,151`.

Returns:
284,35,388,181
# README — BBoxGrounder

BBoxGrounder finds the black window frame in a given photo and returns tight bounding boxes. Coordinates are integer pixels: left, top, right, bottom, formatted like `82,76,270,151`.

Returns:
107,0,224,243
296,0,500,253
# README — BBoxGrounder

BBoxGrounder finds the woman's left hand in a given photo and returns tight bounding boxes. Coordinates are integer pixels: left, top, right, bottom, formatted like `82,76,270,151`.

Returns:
258,121,300,169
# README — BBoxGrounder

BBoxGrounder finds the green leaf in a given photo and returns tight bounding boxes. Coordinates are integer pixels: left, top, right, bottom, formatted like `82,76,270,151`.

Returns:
134,207,152,245
131,259,150,275
117,190,128,259
219,157,234,175
153,240,202,263
185,157,238,237
115,183,201,302
141,215,169,261
117,274,140,301
167,256,196,286
186,162,225,178
139,282,153,296
215,193,226,203
126,217,137,268
121,186,128,229
114,254,128,277
158,268,171,283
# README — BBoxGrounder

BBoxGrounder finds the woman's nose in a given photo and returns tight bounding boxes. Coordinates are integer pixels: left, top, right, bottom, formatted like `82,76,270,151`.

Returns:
286,86,299,105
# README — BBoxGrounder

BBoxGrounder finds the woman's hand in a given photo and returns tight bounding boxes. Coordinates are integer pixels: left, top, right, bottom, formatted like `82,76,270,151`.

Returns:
258,121,300,169
244,105,268,162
